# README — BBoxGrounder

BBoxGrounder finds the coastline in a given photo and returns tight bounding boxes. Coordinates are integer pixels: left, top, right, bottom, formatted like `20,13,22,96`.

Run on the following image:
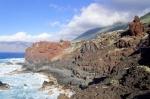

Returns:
24,29,150,99
0,58,74,99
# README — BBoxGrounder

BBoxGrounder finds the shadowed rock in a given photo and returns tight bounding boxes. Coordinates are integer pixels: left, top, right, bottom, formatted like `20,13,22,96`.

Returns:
0,81,10,90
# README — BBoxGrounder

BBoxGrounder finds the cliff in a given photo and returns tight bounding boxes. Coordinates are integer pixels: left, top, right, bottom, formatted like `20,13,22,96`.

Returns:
25,16,150,99
25,41,71,65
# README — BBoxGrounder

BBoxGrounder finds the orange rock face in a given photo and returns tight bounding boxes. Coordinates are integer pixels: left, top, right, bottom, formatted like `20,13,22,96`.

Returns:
25,41,71,64
129,16,144,36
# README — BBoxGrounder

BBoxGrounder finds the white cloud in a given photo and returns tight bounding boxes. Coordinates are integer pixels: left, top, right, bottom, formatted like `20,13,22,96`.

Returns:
138,8,150,16
1,3,149,42
0,32,60,42
59,3,130,40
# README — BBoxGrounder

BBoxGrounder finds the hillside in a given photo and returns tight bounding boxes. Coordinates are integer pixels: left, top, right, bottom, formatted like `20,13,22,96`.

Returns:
74,22,128,41
0,41,32,52
74,12,150,42
141,12,150,24
24,15,150,99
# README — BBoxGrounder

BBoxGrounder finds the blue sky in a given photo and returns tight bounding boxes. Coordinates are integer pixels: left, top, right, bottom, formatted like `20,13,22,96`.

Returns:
0,0,93,35
0,0,150,42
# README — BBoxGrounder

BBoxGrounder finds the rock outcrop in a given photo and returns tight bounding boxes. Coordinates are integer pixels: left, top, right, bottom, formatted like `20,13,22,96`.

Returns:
0,81,10,90
25,41,71,65
129,16,144,36
25,30,147,86
71,66,150,99
25,16,150,99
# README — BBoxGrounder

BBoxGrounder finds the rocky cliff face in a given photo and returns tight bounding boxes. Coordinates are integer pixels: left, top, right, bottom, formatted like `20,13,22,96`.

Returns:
129,16,144,36
25,41,71,65
25,30,148,84
25,17,150,99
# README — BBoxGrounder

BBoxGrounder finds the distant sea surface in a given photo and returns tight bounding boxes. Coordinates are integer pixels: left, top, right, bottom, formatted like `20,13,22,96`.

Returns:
0,52,24,59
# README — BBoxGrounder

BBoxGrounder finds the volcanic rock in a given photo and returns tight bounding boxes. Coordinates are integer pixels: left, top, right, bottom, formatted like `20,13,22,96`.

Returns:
0,81,10,90
58,94,69,99
24,16,150,99
25,41,71,65
129,16,144,36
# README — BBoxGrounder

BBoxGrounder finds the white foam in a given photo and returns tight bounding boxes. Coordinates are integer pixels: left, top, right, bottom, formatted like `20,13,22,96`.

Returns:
0,58,73,99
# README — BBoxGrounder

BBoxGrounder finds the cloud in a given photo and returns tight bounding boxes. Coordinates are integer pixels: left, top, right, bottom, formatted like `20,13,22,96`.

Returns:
59,3,130,40
113,0,150,5
112,0,150,10
1,3,149,42
0,32,60,42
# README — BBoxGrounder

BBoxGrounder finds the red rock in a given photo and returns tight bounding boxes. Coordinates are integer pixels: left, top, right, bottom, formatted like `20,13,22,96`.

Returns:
25,41,71,64
129,16,144,36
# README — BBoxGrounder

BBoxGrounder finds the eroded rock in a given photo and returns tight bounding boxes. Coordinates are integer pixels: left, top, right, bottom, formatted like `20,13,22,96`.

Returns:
129,16,144,36
25,41,71,65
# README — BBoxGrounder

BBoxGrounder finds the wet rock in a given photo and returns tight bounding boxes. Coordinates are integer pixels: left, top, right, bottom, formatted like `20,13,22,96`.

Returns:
43,81,54,87
40,81,55,90
0,81,10,90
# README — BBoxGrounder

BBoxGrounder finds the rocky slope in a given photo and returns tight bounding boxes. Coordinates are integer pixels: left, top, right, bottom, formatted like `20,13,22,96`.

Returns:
74,22,128,41
74,12,150,42
141,12,150,24
25,16,150,99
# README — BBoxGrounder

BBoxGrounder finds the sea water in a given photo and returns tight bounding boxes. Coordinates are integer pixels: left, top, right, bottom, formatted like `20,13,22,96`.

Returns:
0,53,72,99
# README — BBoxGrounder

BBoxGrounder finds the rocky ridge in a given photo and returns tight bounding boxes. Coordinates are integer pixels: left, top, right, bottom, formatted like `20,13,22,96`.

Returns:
25,16,150,99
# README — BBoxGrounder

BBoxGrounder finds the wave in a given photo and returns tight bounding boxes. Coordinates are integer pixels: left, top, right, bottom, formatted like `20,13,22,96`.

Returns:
0,58,24,75
0,58,25,64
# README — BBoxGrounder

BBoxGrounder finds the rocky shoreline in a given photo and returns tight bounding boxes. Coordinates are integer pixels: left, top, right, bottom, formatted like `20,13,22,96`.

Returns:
0,81,10,90
24,17,150,99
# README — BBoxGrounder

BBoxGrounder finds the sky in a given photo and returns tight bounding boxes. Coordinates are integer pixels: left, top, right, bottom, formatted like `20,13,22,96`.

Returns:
0,0,150,42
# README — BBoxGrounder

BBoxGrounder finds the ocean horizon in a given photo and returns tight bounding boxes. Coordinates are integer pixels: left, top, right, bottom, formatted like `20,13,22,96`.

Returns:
0,52,24,59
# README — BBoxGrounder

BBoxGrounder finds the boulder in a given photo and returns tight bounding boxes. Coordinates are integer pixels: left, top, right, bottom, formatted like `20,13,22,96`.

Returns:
0,81,10,90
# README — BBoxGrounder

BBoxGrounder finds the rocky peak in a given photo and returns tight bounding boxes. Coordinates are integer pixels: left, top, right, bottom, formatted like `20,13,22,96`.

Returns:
129,16,144,36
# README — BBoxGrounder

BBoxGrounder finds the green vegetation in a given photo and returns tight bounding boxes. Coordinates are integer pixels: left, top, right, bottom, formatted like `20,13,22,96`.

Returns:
141,12,150,24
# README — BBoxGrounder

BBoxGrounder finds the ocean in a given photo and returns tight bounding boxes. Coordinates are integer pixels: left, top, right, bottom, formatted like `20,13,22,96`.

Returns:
0,53,72,99
0,52,24,59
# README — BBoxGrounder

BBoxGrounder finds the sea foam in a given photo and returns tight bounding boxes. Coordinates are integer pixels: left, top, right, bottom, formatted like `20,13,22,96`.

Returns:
0,58,73,99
